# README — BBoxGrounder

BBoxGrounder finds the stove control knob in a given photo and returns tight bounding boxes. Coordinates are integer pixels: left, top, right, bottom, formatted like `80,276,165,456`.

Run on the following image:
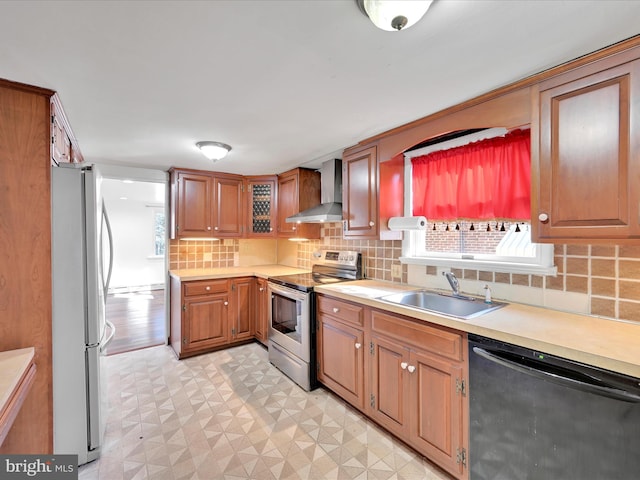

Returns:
348,255,354,261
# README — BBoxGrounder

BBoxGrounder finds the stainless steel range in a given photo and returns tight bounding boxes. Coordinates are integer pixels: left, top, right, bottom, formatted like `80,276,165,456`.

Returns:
268,250,363,391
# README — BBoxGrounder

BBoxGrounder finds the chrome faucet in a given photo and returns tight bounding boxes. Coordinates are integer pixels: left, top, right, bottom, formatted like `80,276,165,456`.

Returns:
443,271,460,296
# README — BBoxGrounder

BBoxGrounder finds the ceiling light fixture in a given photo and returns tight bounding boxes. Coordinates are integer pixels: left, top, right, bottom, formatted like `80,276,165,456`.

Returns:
196,141,232,161
357,0,433,31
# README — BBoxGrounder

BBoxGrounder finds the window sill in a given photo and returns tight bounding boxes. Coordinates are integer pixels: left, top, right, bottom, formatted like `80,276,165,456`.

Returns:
399,256,558,276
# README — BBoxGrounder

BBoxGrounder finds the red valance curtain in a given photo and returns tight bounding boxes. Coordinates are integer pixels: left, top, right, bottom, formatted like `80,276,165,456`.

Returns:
411,129,531,221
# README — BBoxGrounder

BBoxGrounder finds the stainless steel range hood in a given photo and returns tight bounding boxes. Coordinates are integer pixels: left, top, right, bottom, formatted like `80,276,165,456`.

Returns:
286,159,342,223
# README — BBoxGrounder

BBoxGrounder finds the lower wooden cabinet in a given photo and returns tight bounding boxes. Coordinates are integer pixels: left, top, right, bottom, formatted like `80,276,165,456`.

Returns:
170,276,257,359
254,278,269,344
317,294,469,480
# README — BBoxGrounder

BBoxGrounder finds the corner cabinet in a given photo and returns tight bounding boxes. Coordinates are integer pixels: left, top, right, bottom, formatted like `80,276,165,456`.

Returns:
532,48,640,242
170,168,243,239
169,276,256,359
245,176,277,238
276,168,321,239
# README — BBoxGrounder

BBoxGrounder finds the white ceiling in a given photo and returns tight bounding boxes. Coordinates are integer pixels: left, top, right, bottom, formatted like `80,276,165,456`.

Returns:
1,1,639,176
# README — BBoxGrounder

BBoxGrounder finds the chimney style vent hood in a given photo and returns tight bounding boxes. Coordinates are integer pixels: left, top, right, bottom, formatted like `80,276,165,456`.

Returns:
286,159,342,223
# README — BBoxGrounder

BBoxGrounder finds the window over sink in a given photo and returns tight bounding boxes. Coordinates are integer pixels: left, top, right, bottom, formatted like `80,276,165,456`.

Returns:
400,128,556,275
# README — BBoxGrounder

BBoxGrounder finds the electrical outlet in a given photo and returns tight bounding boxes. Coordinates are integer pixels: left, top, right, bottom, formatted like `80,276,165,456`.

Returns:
391,264,402,279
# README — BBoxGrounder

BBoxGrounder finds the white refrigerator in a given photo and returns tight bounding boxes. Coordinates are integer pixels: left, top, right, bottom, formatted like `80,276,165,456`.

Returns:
51,164,115,465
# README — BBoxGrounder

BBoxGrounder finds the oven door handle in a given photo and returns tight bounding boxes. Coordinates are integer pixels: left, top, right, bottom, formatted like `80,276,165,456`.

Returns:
268,282,309,302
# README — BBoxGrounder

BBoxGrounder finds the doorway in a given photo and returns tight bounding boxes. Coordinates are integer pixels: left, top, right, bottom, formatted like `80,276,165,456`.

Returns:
98,165,168,355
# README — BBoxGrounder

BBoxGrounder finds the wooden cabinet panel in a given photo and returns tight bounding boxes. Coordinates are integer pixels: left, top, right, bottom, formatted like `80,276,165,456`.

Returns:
230,277,253,341
245,176,277,238
317,296,364,327
276,168,321,239
214,175,243,237
410,349,465,479
254,278,268,344
317,316,365,410
170,168,243,239
534,57,640,241
175,171,213,238
343,145,378,238
370,334,408,437
184,293,229,351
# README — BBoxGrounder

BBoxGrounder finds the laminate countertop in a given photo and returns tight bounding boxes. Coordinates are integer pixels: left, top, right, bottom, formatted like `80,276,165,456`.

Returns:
0,347,36,445
169,264,310,281
314,280,640,379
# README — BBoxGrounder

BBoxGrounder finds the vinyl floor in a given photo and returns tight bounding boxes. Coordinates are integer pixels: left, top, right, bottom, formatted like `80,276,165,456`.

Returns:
78,343,450,480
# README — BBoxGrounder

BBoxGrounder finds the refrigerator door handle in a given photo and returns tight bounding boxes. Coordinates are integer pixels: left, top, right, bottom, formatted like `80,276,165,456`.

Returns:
100,320,116,354
101,204,114,301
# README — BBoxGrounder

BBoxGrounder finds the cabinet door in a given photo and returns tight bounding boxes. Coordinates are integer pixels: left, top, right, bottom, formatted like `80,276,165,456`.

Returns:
343,146,378,238
409,348,465,479
535,58,640,241
317,315,365,410
214,175,243,237
231,277,253,341
183,293,229,351
246,177,277,238
176,172,213,238
277,171,298,236
254,278,268,344
370,334,409,437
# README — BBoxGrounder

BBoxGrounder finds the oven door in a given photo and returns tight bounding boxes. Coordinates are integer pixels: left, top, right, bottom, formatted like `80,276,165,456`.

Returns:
268,282,310,363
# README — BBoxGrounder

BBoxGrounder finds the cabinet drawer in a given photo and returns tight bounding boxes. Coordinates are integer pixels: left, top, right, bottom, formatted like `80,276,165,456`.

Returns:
371,309,463,362
317,295,364,327
183,279,228,296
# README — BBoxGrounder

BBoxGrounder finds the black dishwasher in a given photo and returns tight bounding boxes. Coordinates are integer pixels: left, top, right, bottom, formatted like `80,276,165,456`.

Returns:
469,334,640,480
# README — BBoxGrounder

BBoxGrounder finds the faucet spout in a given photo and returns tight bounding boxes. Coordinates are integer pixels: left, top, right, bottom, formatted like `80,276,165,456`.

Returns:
443,271,460,296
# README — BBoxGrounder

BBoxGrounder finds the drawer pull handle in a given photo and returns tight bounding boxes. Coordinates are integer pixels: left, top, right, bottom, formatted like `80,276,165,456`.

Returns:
538,213,549,223
407,365,416,373
224,301,228,306
207,226,212,230
259,287,264,292
205,286,211,291
355,343,362,349
332,307,339,313
400,362,408,370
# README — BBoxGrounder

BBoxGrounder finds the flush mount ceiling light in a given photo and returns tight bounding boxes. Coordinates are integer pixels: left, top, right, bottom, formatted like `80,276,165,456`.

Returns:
196,141,232,161
357,0,433,31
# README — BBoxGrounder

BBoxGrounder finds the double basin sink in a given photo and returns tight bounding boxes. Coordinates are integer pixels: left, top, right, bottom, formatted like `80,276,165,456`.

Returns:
378,289,506,320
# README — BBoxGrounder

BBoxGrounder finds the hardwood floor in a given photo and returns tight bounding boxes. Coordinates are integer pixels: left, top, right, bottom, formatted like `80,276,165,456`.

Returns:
105,288,166,356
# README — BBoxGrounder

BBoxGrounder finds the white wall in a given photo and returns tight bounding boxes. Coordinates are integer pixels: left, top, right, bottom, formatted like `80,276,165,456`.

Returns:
102,179,166,289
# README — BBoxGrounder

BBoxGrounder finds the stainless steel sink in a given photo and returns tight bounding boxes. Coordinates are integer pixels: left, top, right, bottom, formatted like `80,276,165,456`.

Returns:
378,290,506,319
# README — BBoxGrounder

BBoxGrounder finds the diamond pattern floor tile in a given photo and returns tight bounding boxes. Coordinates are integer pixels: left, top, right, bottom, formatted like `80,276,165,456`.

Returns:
78,343,450,480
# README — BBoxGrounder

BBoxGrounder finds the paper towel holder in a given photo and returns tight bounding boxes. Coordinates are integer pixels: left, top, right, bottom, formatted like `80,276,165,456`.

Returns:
387,216,427,231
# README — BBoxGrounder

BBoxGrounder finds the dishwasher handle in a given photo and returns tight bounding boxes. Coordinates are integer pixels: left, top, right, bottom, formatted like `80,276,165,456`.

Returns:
472,346,640,403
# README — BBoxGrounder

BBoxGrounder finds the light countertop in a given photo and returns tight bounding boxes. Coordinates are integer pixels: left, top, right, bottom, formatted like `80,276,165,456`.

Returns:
169,264,310,281
0,347,35,411
314,280,640,379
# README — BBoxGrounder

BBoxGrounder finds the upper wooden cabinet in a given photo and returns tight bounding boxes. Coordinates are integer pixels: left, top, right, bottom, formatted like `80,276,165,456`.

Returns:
276,168,321,239
50,94,83,165
170,168,243,239
532,50,640,242
245,175,277,238
342,146,378,238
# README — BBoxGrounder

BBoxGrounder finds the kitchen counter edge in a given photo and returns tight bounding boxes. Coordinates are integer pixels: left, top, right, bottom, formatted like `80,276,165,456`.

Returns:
314,280,640,379
169,265,310,281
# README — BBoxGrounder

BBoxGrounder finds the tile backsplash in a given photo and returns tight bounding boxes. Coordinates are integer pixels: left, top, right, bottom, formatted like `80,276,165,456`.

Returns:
169,228,640,324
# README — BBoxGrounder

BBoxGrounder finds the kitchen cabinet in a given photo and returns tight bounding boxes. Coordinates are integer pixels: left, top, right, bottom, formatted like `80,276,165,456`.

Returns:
369,309,468,480
342,145,378,238
276,168,321,239
170,275,258,359
316,295,366,410
254,278,269,345
170,168,243,239
533,49,640,242
229,277,253,341
50,94,83,165
245,176,277,238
